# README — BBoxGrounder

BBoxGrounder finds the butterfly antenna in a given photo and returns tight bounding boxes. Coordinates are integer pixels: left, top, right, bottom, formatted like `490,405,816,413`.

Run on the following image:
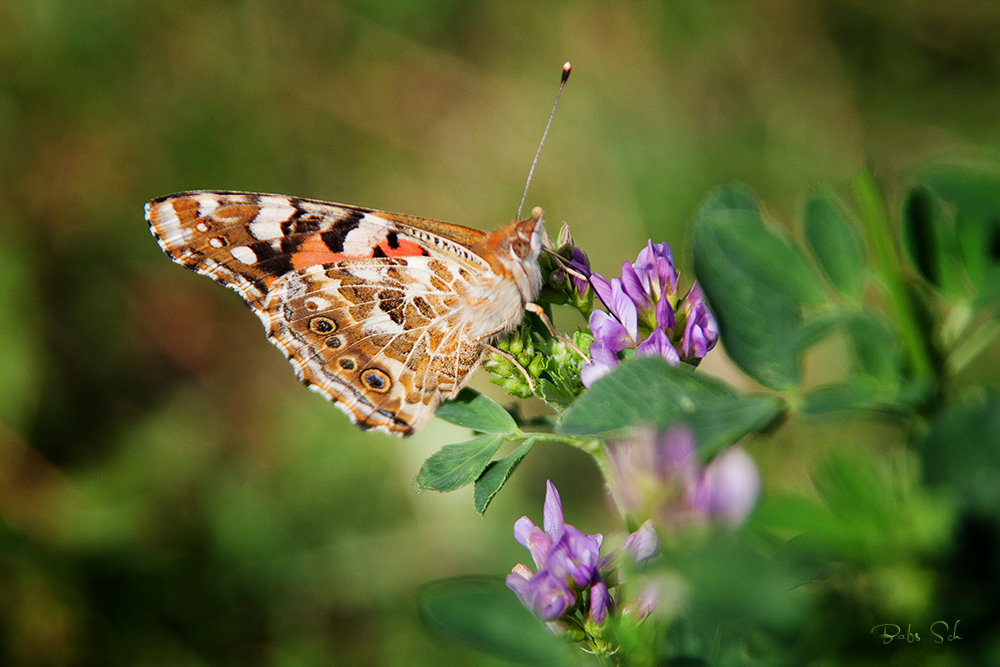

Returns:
517,61,571,220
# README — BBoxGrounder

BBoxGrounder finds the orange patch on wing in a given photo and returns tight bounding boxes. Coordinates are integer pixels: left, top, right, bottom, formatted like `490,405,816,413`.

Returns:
171,199,200,224
291,234,346,269
214,204,261,221
376,236,427,258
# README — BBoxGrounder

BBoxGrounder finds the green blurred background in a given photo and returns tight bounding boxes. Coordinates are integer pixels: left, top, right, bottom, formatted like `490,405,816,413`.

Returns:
2,1,1000,665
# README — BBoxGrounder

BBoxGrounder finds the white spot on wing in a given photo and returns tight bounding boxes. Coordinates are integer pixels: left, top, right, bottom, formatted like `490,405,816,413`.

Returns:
197,197,219,218
209,238,223,248
249,219,285,240
342,215,389,256
196,222,209,232
231,246,257,264
255,196,296,221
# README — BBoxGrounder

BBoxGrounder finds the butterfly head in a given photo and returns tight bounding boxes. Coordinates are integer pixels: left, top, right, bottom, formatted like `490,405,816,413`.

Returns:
477,207,545,304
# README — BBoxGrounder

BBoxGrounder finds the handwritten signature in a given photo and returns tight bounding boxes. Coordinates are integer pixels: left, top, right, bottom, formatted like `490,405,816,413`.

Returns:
871,621,962,644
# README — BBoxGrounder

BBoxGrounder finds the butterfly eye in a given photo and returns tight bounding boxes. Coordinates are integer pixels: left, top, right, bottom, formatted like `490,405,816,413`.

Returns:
362,368,391,393
309,316,337,334
512,238,531,259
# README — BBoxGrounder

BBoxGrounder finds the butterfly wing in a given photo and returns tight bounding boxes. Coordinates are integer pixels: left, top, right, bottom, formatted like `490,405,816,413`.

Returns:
146,190,497,435
263,259,487,434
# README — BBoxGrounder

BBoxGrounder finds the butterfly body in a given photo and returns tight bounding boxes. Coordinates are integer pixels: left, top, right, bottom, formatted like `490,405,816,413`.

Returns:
146,191,544,435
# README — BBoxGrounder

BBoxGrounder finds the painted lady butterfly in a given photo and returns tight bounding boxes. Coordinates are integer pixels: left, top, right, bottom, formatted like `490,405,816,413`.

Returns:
146,191,545,436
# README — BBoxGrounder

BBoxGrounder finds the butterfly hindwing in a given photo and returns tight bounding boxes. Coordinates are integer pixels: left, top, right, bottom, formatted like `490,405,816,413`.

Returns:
262,259,485,435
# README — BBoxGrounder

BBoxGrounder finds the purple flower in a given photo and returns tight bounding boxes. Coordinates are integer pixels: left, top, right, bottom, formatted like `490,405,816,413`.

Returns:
633,582,661,620
590,278,638,350
689,447,760,525
506,565,576,621
581,240,715,388
635,328,680,366
677,283,718,362
547,526,602,587
608,426,759,529
619,241,678,327
579,339,619,387
588,302,636,353
588,579,611,624
568,246,592,298
507,481,610,624
619,520,659,562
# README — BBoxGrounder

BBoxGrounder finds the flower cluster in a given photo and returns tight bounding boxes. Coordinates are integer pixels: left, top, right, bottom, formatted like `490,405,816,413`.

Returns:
506,481,610,624
506,481,658,634
581,241,718,387
608,426,760,529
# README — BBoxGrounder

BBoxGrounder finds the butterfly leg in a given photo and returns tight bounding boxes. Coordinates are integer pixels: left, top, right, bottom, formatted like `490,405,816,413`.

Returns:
484,343,536,394
543,247,590,284
524,303,590,362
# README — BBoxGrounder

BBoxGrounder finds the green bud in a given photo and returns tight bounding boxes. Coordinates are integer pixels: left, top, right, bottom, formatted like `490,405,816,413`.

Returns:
501,377,532,399
528,353,546,377
508,336,524,356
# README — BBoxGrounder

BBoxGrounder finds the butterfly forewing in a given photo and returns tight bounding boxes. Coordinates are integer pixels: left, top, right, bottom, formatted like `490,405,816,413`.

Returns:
145,190,534,436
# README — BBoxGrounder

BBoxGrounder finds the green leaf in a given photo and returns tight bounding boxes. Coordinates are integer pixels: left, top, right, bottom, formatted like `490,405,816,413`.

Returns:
435,388,518,434
686,394,786,459
803,191,866,301
559,357,728,436
708,209,826,306
558,357,785,452
844,311,903,387
474,438,535,514
417,576,574,665
694,185,823,390
902,186,963,296
808,453,923,558
758,451,944,563
918,163,1000,215
918,164,1000,303
414,435,505,492
922,388,1000,514
536,378,573,409
797,310,907,415
955,210,1000,304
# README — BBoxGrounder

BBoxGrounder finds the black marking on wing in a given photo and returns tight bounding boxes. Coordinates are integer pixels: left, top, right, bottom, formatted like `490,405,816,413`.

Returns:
247,240,294,277
320,210,365,253
281,208,323,235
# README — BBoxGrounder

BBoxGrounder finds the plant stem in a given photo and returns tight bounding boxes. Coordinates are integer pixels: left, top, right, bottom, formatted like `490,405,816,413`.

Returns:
852,168,935,383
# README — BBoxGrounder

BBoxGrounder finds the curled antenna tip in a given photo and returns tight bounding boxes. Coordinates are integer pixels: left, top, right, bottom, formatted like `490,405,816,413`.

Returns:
562,62,572,81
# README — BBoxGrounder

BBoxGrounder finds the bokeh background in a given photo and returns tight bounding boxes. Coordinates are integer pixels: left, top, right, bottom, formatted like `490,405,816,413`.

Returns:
2,1,1000,665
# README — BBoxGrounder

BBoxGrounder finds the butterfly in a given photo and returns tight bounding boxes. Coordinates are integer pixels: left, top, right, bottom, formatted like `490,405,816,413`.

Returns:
146,191,545,436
